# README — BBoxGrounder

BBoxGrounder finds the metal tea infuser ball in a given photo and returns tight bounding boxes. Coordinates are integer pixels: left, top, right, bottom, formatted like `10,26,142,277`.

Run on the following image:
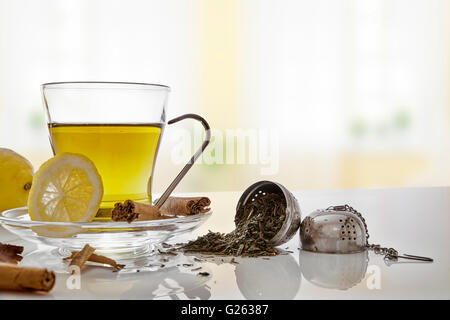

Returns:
300,205,433,263
236,181,302,246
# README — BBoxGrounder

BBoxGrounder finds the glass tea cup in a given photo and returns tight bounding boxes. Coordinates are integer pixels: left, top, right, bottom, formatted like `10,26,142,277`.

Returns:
42,81,210,209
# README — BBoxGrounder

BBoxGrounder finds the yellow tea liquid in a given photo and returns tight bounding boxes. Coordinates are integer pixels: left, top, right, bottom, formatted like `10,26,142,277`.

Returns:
48,123,163,207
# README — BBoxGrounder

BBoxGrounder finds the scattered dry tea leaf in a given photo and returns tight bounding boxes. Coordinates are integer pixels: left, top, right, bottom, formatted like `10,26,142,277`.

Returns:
157,249,177,256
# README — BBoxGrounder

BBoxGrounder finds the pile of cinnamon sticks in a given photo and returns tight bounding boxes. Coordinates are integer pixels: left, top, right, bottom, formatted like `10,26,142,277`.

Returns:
0,242,55,292
111,196,211,223
0,242,126,293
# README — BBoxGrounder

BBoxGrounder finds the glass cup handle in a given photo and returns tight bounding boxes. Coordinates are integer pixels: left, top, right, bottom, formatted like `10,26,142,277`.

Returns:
153,113,211,208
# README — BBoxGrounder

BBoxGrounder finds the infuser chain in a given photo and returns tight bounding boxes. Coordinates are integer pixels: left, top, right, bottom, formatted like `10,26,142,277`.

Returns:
366,244,399,261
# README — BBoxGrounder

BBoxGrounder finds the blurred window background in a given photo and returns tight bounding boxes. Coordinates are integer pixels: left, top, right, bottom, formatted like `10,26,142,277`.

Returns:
0,0,449,192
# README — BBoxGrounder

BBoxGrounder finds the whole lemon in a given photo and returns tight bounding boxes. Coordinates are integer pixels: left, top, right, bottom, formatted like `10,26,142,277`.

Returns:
0,148,34,212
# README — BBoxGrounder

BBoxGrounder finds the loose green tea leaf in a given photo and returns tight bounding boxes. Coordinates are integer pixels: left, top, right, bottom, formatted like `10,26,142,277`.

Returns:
181,193,286,257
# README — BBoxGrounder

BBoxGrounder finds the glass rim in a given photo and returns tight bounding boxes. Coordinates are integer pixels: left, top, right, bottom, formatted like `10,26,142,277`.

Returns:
0,206,212,228
41,81,171,91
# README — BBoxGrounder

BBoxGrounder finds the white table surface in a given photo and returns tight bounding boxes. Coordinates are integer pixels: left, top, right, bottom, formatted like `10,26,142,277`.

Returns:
1,186,449,300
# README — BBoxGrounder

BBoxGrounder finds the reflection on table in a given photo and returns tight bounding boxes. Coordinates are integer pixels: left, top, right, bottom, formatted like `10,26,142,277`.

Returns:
299,249,369,290
235,253,301,299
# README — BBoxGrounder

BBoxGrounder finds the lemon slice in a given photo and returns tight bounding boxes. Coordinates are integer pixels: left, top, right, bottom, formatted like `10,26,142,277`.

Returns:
28,153,103,222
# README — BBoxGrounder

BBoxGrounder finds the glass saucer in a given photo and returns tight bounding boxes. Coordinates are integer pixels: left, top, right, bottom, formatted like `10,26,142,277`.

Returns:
0,207,211,260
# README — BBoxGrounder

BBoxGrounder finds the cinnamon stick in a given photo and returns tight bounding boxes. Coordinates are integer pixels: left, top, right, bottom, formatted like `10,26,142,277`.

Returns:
112,197,211,222
0,263,55,292
69,244,95,273
64,252,125,272
111,200,167,223
159,196,211,216
0,243,24,264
